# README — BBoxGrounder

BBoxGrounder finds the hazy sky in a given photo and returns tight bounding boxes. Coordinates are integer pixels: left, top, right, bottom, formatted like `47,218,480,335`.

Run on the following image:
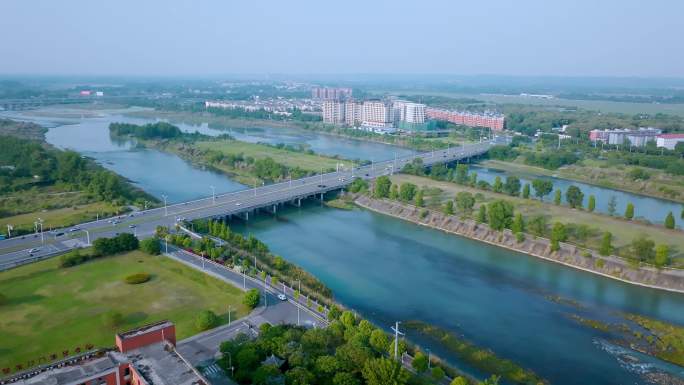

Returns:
1,0,682,77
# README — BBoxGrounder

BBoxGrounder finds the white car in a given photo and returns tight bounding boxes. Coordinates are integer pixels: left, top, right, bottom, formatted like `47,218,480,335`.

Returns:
277,294,287,301
28,248,40,254
235,202,242,206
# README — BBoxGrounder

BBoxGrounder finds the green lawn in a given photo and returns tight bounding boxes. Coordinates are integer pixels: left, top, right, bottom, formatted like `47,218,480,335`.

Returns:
1,201,118,235
0,251,247,371
195,140,345,171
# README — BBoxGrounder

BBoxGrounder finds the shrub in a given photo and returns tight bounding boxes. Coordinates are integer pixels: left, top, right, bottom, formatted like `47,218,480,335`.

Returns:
124,272,151,284
195,310,221,331
60,249,90,268
243,288,260,309
140,238,161,255
0,293,7,306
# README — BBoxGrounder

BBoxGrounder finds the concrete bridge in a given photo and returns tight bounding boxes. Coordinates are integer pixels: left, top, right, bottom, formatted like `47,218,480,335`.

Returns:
0,141,492,269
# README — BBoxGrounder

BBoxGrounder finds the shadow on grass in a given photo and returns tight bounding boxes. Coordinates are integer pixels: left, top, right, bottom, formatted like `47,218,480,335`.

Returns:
8,293,46,306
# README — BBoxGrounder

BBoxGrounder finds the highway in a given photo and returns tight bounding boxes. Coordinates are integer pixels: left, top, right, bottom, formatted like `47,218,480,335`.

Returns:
0,141,492,269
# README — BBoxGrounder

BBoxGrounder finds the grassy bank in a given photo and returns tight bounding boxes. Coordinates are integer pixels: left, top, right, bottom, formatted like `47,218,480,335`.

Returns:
1,198,118,234
404,321,546,385
390,174,684,266
480,159,684,204
0,250,247,371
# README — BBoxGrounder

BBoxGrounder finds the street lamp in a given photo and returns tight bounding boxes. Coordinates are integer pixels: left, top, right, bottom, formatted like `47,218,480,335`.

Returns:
390,321,404,361
210,185,216,205
162,194,168,216
82,229,90,245
228,304,232,326
34,218,44,243
426,348,431,369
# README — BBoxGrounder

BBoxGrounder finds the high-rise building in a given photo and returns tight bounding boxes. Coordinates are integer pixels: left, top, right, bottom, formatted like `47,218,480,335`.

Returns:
322,100,345,124
361,100,392,128
589,128,662,147
344,100,363,127
311,87,352,100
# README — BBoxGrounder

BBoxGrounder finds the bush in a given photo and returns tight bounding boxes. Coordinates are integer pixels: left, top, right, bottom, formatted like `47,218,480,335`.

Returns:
0,293,7,306
195,310,221,331
124,272,151,284
93,233,139,256
243,288,260,309
140,238,161,255
60,249,90,268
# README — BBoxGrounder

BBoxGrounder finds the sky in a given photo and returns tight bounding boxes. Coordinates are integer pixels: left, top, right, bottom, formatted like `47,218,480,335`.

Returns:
1,0,683,78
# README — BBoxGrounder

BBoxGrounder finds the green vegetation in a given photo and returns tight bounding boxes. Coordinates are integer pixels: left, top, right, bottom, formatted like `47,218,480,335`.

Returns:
404,321,545,385
243,288,261,309
0,250,247,371
195,309,221,331
124,272,151,284
624,314,684,366
0,118,46,140
109,121,182,139
140,238,161,255
389,172,684,267
186,219,332,302
0,135,153,236
59,234,139,268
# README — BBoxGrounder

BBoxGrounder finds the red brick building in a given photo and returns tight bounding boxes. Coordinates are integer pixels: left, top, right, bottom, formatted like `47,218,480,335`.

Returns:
425,107,505,131
3,321,206,385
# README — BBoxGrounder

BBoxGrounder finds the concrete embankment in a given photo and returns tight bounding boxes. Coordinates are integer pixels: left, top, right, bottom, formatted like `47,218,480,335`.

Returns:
355,195,684,294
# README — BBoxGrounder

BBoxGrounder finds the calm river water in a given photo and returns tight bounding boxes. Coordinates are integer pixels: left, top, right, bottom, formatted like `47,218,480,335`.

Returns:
3,107,683,384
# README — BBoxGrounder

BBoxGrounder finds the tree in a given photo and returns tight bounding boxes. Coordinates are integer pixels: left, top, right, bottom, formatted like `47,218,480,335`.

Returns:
451,377,468,385
655,245,670,267
550,222,567,252
599,232,613,256
253,364,281,385
631,236,655,262
493,176,503,193
553,189,562,205
369,329,389,352
286,367,314,385
444,200,454,215
511,213,525,235
140,238,161,255
340,311,356,328
431,367,445,382
455,191,475,214
565,185,584,209
588,195,596,212
411,352,428,373
625,202,634,220
373,176,391,198
454,164,469,184
195,310,220,331
389,184,399,200
504,176,521,196
362,358,409,385
399,183,417,202
607,196,617,216
477,205,487,223
522,183,531,199
333,372,360,385
665,212,675,229
243,288,260,309
414,190,424,207
532,179,553,201
487,200,514,231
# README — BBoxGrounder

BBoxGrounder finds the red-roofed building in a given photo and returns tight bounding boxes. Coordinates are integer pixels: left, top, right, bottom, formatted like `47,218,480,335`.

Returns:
656,133,684,150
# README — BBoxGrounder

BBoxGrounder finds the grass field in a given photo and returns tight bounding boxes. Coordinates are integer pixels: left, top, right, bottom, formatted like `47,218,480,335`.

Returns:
0,251,247,370
391,174,684,265
480,159,684,204
195,140,344,171
1,201,118,235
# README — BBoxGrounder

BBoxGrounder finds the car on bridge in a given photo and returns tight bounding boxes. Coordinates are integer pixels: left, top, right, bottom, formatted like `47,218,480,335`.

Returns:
277,294,287,301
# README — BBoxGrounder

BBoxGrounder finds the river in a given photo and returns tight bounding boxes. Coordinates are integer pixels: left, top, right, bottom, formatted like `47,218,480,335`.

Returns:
3,106,683,384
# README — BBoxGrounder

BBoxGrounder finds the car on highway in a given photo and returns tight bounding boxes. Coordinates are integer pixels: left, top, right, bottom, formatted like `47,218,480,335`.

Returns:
277,294,287,301
69,227,79,232
55,232,65,237
28,248,40,255
317,184,326,188
235,202,242,206
128,225,136,228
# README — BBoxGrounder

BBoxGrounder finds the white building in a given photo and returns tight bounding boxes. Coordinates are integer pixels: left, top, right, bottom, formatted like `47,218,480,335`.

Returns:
656,133,684,150
322,100,345,125
344,100,363,127
391,100,426,124
361,100,392,128
589,127,662,147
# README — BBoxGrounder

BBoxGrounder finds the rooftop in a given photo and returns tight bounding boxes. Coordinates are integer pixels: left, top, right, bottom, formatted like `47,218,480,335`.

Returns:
122,342,206,385
8,353,120,385
658,133,684,139
117,320,174,340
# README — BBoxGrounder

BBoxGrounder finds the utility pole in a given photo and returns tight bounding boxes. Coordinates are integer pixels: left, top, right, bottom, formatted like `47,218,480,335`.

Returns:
390,321,404,361
228,304,232,326
162,194,168,216
210,185,216,205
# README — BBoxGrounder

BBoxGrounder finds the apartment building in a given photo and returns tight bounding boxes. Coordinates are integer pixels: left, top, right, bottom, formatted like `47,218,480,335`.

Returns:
344,100,363,126
311,87,352,100
425,108,505,131
361,100,393,128
589,128,662,147
322,100,345,124
656,133,684,150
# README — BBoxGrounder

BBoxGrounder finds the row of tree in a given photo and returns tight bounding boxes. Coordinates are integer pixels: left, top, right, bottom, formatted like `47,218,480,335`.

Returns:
109,122,182,139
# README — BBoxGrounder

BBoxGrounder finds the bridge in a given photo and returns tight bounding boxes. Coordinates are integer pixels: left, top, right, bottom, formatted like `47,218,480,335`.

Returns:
0,141,492,269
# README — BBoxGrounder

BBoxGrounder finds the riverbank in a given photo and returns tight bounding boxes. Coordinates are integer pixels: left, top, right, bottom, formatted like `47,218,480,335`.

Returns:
355,195,684,294
481,159,684,205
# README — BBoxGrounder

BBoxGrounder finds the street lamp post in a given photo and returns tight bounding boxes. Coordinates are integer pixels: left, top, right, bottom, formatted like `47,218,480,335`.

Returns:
82,229,90,245
210,185,216,205
427,348,431,369
295,279,301,326
228,304,232,326
390,321,404,361
162,194,168,216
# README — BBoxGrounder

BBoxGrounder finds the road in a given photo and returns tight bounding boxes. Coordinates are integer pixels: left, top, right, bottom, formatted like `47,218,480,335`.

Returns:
0,141,492,269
